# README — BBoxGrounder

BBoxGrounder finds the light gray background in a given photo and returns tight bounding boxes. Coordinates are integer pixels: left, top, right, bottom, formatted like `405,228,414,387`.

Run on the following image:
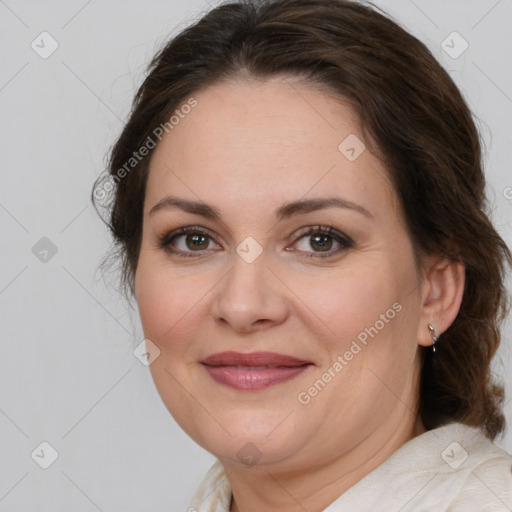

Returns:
0,0,511,511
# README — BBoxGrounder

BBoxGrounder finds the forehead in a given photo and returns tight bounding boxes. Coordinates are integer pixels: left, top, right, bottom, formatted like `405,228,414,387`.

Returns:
145,77,399,220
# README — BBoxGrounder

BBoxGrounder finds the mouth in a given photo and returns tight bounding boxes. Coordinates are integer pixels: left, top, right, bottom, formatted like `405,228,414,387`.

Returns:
200,351,313,390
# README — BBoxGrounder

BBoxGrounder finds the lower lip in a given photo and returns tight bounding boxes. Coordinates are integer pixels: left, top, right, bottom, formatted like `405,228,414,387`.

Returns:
202,364,311,390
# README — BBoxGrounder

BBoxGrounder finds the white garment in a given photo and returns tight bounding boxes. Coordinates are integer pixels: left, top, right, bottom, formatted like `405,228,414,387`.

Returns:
187,422,512,511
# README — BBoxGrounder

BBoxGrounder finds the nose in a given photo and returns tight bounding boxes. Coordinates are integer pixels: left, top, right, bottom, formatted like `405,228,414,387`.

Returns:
211,252,289,333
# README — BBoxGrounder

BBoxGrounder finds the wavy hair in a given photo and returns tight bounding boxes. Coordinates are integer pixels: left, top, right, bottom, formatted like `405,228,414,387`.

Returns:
93,0,511,439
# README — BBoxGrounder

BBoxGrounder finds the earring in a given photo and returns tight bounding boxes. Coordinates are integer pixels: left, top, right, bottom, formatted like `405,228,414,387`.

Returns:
428,324,439,353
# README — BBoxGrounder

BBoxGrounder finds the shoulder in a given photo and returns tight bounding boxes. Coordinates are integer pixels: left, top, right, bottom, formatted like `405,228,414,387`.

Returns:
186,459,231,512
428,423,512,511
336,421,512,512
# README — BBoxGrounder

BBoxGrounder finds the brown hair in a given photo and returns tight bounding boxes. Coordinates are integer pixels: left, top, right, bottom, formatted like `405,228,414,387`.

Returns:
93,0,511,440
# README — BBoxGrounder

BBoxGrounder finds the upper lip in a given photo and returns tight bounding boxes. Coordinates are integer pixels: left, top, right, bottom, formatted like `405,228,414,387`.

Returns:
200,351,311,367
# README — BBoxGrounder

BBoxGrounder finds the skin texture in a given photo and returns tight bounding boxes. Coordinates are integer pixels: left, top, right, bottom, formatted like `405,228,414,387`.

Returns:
135,77,465,512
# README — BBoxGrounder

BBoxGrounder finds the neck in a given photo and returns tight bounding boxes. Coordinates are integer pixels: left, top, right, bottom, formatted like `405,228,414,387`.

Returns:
227,413,426,512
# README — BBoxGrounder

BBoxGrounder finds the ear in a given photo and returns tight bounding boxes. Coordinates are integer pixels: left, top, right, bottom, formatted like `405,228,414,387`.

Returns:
417,254,465,348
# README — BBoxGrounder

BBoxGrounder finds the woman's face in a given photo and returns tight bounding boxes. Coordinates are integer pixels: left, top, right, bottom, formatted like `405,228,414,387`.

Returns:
135,77,426,470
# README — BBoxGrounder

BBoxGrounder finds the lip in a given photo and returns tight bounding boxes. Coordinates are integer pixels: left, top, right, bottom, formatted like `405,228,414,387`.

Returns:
200,351,312,391
201,351,310,367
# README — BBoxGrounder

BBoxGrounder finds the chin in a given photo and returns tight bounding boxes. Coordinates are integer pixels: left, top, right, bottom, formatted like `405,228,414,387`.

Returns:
191,410,308,468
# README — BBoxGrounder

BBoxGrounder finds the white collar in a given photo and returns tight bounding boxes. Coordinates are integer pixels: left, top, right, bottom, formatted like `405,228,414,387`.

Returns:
187,422,512,511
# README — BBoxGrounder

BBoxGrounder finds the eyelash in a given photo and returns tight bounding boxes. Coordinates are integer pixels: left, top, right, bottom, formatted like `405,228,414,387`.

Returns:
158,225,353,259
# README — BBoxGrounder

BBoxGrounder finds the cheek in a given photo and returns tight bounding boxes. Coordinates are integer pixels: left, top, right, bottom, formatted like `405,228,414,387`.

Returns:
292,262,420,414
288,260,404,349
135,252,206,350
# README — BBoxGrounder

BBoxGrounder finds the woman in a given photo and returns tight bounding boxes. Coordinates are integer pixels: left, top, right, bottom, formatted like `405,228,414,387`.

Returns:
93,0,512,510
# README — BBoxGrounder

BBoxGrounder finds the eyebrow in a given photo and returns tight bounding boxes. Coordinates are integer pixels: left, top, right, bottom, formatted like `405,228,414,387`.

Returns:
149,196,373,220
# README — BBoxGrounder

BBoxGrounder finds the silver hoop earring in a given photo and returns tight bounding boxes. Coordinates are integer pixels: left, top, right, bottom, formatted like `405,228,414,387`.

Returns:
428,324,439,353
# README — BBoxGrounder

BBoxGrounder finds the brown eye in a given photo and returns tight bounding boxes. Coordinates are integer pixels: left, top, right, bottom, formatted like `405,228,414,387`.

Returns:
159,226,222,256
186,233,209,250
291,226,353,258
309,234,333,251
